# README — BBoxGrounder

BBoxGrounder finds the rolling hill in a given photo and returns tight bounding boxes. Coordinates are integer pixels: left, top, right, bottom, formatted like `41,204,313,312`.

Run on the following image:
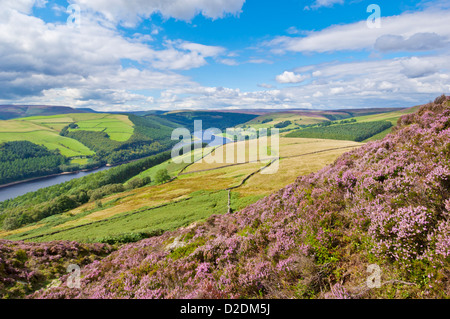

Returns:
0,105,96,120
1,97,448,299
0,113,179,185
157,111,259,132
0,110,263,184
0,137,362,243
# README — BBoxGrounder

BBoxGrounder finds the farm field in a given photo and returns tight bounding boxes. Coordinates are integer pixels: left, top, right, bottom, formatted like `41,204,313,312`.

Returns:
349,105,421,142
237,113,327,130
127,146,215,185
69,114,134,142
0,127,94,157
349,104,421,124
285,121,393,142
1,137,362,243
25,113,135,142
0,113,135,157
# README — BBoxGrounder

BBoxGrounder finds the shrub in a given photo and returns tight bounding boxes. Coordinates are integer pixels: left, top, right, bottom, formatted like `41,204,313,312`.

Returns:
154,169,171,184
2,216,20,231
127,176,151,190
274,121,292,128
88,184,125,201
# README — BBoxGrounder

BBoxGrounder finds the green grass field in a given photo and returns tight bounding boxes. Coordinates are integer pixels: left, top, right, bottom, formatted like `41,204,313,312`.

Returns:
0,137,362,242
4,190,264,243
349,105,421,125
0,113,135,157
126,146,214,186
69,114,134,142
237,113,326,130
348,105,420,142
0,129,94,157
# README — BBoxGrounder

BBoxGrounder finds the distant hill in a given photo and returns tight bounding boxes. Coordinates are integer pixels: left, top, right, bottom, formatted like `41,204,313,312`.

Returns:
0,112,180,185
11,96,449,299
154,111,259,131
209,107,404,117
0,105,96,120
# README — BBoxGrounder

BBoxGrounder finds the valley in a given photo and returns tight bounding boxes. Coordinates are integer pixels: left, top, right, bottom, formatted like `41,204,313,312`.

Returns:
0,100,444,300
2,0,450,304
0,137,362,243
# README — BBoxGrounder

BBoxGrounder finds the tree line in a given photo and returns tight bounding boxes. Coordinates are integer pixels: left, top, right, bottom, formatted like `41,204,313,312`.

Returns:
0,141,68,185
286,121,393,142
0,151,172,231
60,115,177,166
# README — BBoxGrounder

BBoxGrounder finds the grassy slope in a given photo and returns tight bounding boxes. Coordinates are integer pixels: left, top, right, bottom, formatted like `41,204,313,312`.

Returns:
237,113,327,130
0,113,136,157
282,107,419,143
0,105,94,120
28,97,450,300
1,137,362,242
159,111,259,132
351,105,421,124
355,105,421,142
0,120,94,157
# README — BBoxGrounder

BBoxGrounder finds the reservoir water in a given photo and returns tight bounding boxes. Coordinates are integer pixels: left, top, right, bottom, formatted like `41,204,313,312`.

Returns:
0,166,112,203
0,132,232,203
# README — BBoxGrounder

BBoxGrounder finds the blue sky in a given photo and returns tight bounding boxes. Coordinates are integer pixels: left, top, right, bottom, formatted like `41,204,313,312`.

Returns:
0,0,449,111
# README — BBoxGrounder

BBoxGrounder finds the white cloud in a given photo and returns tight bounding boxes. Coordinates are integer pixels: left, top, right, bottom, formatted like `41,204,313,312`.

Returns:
0,5,234,107
177,41,225,57
157,54,450,110
0,0,46,13
400,57,439,78
72,0,245,26
258,83,275,89
276,71,308,84
286,26,303,35
218,59,239,66
313,91,323,97
268,9,450,53
1,1,449,112
374,33,449,52
247,58,272,64
304,0,344,10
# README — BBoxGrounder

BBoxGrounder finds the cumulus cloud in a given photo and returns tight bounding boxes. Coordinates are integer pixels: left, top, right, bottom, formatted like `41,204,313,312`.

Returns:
304,0,344,10
0,0,46,13
267,9,450,53
0,6,229,105
400,57,439,78
72,0,245,26
276,71,308,84
150,40,227,70
374,33,449,52
218,59,239,66
258,83,275,89
155,54,450,110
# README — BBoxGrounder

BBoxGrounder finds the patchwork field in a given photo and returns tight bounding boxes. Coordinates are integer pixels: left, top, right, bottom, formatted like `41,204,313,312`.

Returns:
0,128,94,157
1,137,362,243
0,113,135,157
237,113,327,130
349,105,421,141
350,105,421,124
69,114,134,142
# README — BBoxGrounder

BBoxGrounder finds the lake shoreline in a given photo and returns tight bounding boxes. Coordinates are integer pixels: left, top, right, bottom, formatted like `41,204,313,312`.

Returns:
0,141,223,201
0,152,166,190
0,166,105,190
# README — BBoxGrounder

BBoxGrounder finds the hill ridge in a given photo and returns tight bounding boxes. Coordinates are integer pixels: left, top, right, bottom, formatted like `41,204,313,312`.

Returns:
1,96,449,299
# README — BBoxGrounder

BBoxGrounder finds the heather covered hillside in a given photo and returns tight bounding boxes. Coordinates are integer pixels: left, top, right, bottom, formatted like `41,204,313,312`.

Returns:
0,240,113,298
2,97,450,299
